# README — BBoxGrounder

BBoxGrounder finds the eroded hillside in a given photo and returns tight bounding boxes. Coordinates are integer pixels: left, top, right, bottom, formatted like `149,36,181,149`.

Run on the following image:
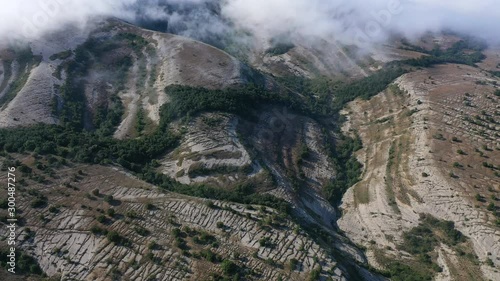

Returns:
158,106,342,230
339,63,499,280
0,154,381,281
0,19,250,137
0,16,498,281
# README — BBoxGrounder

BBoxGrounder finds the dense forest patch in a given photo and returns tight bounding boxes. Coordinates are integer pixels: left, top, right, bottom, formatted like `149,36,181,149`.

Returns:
375,214,477,281
399,38,487,67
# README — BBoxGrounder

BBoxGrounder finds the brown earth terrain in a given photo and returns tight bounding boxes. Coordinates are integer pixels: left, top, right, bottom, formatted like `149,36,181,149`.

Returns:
339,63,499,281
0,17,498,281
0,155,380,281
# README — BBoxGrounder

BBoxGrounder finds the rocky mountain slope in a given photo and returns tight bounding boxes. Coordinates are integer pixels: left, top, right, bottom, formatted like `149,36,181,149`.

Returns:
0,15,498,281
0,154,382,281
0,19,247,132
339,63,499,280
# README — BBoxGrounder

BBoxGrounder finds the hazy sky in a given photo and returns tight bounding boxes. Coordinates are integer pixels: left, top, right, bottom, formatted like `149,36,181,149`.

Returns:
0,0,499,45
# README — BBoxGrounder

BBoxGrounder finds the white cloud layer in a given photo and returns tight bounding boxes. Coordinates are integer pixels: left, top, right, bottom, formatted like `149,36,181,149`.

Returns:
0,0,499,45
222,0,500,45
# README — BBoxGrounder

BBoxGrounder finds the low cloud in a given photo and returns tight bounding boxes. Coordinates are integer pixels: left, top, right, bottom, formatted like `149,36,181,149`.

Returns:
222,0,500,46
0,0,132,42
0,0,499,47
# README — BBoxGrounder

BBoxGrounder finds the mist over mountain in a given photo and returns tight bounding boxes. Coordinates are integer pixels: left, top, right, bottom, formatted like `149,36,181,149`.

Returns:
1,0,499,48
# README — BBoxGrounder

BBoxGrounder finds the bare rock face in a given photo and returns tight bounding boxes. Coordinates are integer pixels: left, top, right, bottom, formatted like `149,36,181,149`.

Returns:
0,62,58,127
2,14,499,281
160,113,257,185
0,18,247,134
113,21,246,132
249,35,426,80
0,23,92,129
0,18,364,281
339,64,500,280
159,107,340,233
0,160,375,281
